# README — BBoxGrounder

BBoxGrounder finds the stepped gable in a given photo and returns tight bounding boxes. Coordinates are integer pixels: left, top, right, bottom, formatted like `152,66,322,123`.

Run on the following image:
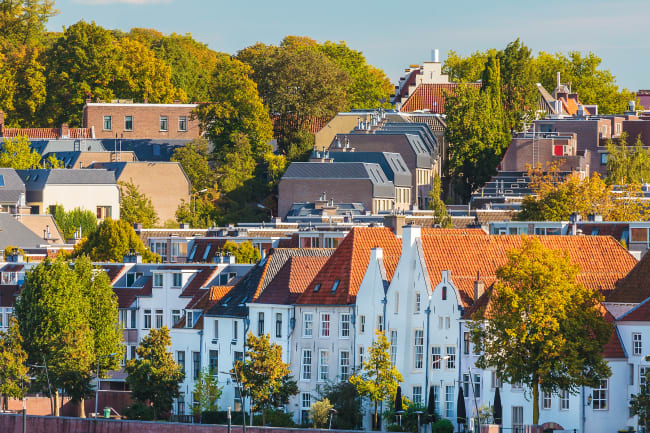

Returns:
297,227,401,305
607,251,650,303
420,234,636,310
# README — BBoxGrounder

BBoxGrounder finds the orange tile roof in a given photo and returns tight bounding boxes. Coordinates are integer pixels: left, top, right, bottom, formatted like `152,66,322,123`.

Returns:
256,255,332,305
188,285,233,310
400,83,481,113
297,227,402,305
421,235,636,309
271,114,331,136
2,127,93,139
607,251,650,303
619,296,650,322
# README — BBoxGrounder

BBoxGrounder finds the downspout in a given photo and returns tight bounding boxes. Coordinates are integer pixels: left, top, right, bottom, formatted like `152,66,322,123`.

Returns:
382,297,387,333
352,305,357,371
425,306,431,407
581,385,585,433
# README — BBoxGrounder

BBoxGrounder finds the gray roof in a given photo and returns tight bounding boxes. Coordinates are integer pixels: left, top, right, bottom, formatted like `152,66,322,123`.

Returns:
330,133,433,169
286,202,367,217
0,213,48,249
16,169,116,190
378,123,439,156
24,139,107,155
324,152,412,187
0,169,25,204
101,139,197,161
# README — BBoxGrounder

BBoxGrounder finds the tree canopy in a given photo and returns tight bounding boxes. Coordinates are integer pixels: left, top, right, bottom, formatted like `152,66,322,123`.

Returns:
0,316,28,410
53,205,97,239
605,133,650,184
119,180,159,228
170,137,216,193
469,237,612,425
73,218,160,262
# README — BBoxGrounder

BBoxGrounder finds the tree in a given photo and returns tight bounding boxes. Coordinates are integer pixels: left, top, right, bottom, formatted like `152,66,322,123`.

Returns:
349,330,403,429
0,0,57,47
170,137,216,193
606,133,650,184
319,381,362,430
0,316,28,411
52,205,97,239
497,39,538,132
234,332,296,426
73,218,160,262
443,49,494,83
427,174,452,228
222,240,261,264
217,132,257,193
14,257,95,416
192,368,223,416
175,193,218,229
118,180,159,228
631,370,650,432
125,326,184,420
310,398,333,428
468,237,612,425
0,135,42,168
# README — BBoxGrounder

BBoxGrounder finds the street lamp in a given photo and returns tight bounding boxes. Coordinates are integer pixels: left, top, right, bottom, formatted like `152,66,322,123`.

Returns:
415,410,423,433
328,408,338,429
221,370,246,433
192,188,208,213
27,360,53,416
94,352,118,419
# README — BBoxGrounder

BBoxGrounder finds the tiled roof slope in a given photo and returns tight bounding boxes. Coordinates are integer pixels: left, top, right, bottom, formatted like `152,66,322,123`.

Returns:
189,285,233,310
114,276,153,308
255,255,333,305
400,83,481,113
607,251,650,303
2,127,92,139
603,310,626,358
422,235,636,309
619,296,650,322
297,228,401,305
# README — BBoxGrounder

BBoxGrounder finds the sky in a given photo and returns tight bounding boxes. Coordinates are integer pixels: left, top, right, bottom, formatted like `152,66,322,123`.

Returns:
49,0,650,91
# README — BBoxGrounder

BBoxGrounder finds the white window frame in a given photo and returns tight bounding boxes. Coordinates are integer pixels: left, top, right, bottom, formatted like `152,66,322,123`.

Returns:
592,379,608,410
560,390,569,410
359,315,365,334
160,115,169,132
446,346,456,369
178,116,188,132
414,329,424,369
390,330,397,366
318,350,329,382
412,385,423,405
415,292,421,313
542,391,551,409
634,333,643,356
431,346,441,369
320,313,330,337
339,350,350,381
303,312,313,338
153,273,163,288
340,313,351,338
301,349,312,381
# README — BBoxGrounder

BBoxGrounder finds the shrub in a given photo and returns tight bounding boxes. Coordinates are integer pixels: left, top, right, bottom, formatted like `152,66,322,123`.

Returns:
252,408,296,427
201,410,245,425
124,402,155,420
387,424,405,432
433,419,454,433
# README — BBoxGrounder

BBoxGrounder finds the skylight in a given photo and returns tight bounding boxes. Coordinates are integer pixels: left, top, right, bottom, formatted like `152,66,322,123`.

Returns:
332,280,340,292
0,175,5,187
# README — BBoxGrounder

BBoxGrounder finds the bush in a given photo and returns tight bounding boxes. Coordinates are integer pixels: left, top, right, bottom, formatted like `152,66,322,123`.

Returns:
387,425,405,432
252,409,296,427
433,419,454,433
124,402,155,421
201,410,245,425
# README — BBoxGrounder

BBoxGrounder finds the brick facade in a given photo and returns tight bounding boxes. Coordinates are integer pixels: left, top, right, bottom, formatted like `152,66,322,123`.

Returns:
83,103,201,140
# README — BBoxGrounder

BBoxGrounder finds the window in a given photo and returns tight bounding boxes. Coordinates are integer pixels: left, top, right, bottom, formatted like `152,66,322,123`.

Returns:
431,385,440,416
442,286,447,300
153,273,163,287
234,386,242,412
600,153,608,165
358,346,364,366
151,242,167,261
173,273,182,287
542,391,551,409
560,390,569,410
103,115,112,130
415,292,421,313
275,313,282,338
340,313,350,338
634,333,643,356
178,116,187,132
446,346,456,369
177,351,185,376
119,309,136,329
303,313,313,337
172,310,182,326
431,346,441,369
414,330,424,369
213,320,218,339
491,371,501,389
463,332,471,355
332,280,340,292
390,330,398,366
631,228,648,243
302,350,312,380
318,350,329,381
207,349,218,374
462,374,470,396
233,320,238,340
192,351,201,380
160,115,169,131
320,313,330,337
124,115,133,131
376,315,383,332
257,312,264,336
473,374,481,398
301,393,311,425
445,386,454,417
445,317,450,329
359,315,365,334
339,350,350,380
155,309,163,328
641,366,649,387
412,386,423,405
512,406,524,433
96,206,112,219
314,284,321,292
143,309,151,329
171,242,187,259
592,379,608,410
177,393,185,415
394,292,399,313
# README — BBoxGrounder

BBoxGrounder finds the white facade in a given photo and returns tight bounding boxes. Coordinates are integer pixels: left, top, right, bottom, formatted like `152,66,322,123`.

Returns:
42,183,120,220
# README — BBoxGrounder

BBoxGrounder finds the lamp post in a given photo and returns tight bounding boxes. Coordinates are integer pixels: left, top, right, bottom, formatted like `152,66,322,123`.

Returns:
192,188,208,213
328,408,338,430
227,406,232,433
28,361,53,416
221,369,246,433
415,410,423,433
94,352,117,419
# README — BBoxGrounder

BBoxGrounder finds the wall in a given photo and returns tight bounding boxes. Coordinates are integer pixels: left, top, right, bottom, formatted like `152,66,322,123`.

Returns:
83,103,200,140
0,414,362,433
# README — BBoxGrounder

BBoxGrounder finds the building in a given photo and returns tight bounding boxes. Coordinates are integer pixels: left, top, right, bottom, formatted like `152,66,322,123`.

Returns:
82,102,200,140
0,110,93,140
89,161,191,224
45,150,138,169
16,169,120,219
0,168,26,214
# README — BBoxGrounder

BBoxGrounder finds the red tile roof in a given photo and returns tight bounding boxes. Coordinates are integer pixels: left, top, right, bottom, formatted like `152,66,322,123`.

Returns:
272,114,331,136
297,227,402,305
607,251,650,303
255,255,332,305
603,310,626,358
400,83,481,113
188,285,233,310
618,296,650,322
113,277,153,308
1,127,93,139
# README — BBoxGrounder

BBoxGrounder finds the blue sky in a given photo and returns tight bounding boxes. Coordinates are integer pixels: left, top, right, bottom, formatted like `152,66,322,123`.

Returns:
51,0,650,90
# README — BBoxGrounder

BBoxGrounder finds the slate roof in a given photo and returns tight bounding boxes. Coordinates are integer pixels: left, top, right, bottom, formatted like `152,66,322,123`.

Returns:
400,83,481,113
101,139,194,162
376,123,439,156
16,169,116,189
608,252,650,303
297,227,402,305
0,213,49,249
0,168,25,203
330,133,433,169
326,152,412,187
113,276,153,308
27,139,107,155
286,202,367,218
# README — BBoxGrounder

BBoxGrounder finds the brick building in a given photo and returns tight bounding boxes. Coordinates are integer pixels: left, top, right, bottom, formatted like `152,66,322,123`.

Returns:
82,102,201,140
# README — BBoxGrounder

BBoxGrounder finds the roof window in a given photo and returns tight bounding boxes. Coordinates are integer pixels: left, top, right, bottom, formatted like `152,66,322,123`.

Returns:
332,280,340,292
314,283,321,292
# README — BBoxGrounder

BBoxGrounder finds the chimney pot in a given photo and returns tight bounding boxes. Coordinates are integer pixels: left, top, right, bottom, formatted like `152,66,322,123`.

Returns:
474,279,485,300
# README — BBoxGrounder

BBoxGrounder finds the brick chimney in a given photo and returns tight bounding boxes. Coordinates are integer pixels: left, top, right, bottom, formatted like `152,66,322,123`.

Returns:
474,271,485,300
384,214,406,237
60,123,70,139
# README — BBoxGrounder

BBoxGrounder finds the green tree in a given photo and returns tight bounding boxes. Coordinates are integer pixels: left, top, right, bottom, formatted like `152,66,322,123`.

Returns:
125,326,184,420
349,330,403,429
427,174,452,228
606,133,650,184
52,205,97,239
319,381,362,430
73,218,160,262
310,398,333,428
175,193,218,229
0,316,28,411
217,132,257,194
631,370,650,432
14,257,95,416
0,0,57,47
192,368,223,416
442,49,493,82
118,180,159,228
222,241,261,264
498,39,538,132
0,135,42,168
170,137,216,193
234,332,297,426
468,237,612,425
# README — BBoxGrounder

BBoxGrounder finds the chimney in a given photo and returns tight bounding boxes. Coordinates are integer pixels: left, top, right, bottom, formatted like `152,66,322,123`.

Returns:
432,48,440,63
474,271,485,300
123,249,143,263
60,123,70,139
133,223,143,232
369,247,384,263
384,214,406,237
180,223,190,229
556,71,561,90
401,223,421,249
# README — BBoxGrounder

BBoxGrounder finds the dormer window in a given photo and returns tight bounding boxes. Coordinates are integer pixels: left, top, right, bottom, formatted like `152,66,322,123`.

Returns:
186,310,199,328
